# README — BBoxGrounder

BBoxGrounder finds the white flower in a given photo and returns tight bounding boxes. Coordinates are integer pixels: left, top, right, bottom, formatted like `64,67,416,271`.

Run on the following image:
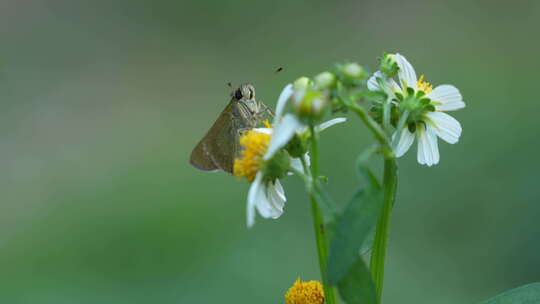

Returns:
368,54,465,166
232,127,286,228
242,85,346,227
233,127,288,228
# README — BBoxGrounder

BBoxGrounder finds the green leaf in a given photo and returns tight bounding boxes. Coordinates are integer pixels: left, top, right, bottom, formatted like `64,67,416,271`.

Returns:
313,182,338,223
359,226,375,255
326,188,382,285
481,283,540,304
337,256,377,304
326,146,383,285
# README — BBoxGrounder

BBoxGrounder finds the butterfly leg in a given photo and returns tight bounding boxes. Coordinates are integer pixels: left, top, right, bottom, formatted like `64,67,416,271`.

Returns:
255,101,274,124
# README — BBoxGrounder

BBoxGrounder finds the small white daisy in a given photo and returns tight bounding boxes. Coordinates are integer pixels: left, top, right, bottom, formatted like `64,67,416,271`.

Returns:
233,128,288,228
235,85,346,227
368,53,465,166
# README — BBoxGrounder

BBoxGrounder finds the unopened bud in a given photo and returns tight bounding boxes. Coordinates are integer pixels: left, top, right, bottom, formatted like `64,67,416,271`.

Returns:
294,89,329,120
314,72,336,90
380,53,398,78
293,77,310,90
342,62,365,79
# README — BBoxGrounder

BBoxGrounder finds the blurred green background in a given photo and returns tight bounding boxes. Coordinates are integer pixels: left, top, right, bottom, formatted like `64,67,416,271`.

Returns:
1,0,539,303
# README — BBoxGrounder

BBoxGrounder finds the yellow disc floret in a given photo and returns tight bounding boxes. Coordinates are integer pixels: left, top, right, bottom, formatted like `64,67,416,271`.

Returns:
416,74,433,94
285,279,325,304
233,129,271,182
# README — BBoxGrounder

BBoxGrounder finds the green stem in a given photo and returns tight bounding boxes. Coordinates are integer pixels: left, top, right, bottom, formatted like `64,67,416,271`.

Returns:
307,125,338,304
369,157,398,303
382,100,391,133
381,77,394,134
309,125,320,178
349,99,399,303
348,103,390,148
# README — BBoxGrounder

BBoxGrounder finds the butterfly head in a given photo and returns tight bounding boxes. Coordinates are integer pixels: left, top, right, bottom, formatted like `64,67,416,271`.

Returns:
233,84,256,101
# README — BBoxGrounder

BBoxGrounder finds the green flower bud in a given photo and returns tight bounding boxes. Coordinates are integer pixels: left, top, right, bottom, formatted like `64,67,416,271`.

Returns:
294,89,329,120
342,62,365,80
294,77,311,90
380,53,398,78
314,71,336,90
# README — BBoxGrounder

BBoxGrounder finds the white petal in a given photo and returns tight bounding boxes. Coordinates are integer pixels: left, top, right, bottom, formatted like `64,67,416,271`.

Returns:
428,85,465,111
246,173,263,228
316,117,347,132
392,127,415,157
264,114,303,160
274,84,294,121
290,157,303,173
303,153,311,168
387,78,401,94
367,71,400,95
396,53,417,89
425,112,462,144
268,180,286,214
367,71,383,91
256,180,286,219
289,153,310,173
416,123,439,166
253,128,272,135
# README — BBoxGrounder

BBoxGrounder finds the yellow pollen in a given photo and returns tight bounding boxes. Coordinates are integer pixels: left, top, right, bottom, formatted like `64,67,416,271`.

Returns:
263,120,272,128
417,74,433,94
233,129,271,183
285,279,325,304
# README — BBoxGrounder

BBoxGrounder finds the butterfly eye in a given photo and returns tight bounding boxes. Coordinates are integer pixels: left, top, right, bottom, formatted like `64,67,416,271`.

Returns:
234,89,243,100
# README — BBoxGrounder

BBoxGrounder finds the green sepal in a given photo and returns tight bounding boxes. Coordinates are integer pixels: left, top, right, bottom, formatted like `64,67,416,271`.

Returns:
420,98,431,105
408,122,417,133
425,104,436,112
262,150,290,182
285,134,308,158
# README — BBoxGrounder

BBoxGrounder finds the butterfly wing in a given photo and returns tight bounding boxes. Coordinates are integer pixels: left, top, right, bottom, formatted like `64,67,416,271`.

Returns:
190,99,253,174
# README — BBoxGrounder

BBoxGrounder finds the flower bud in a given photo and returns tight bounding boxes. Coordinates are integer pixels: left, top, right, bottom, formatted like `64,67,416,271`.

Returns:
380,53,398,78
293,89,329,121
342,62,365,80
293,77,310,90
314,72,336,90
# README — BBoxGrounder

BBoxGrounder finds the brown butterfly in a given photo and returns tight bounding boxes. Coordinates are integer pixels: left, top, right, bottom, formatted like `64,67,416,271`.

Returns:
190,84,273,174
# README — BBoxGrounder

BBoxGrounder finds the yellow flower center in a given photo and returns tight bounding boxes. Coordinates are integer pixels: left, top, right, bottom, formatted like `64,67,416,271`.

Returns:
285,279,325,304
416,74,433,94
233,129,271,183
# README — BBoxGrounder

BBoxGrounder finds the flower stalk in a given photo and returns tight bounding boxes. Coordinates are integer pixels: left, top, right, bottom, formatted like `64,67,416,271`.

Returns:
305,125,338,304
369,157,397,303
349,96,398,304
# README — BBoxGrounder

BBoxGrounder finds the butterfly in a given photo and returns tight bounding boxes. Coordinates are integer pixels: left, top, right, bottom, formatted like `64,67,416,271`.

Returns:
190,84,273,174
